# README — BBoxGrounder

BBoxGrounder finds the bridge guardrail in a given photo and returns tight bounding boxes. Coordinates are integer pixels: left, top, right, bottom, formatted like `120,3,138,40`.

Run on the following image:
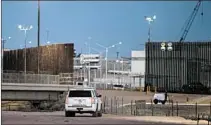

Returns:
2,73,59,84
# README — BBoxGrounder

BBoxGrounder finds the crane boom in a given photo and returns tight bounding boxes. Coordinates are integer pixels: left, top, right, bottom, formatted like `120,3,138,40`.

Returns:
179,0,202,42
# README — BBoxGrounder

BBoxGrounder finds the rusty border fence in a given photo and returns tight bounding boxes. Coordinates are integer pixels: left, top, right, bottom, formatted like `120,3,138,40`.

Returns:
145,42,211,94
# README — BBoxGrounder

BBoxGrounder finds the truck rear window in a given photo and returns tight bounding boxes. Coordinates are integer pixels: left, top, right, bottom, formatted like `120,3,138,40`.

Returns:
113,85,123,88
68,90,92,97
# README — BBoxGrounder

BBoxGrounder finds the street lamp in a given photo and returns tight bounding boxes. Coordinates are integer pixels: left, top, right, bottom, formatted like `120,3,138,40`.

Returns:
1,36,11,72
18,24,33,81
46,29,51,45
144,15,156,42
96,42,122,85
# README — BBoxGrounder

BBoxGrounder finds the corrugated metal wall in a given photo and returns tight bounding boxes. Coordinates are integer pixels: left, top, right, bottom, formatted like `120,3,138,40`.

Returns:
145,42,211,94
3,43,74,75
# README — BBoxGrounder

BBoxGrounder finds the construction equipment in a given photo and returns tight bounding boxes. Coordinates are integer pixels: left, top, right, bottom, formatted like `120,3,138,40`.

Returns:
179,0,203,42
178,0,203,91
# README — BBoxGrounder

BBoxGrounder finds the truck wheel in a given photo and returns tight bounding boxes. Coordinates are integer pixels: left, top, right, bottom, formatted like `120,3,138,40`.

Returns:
65,111,70,117
153,99,158,104
69,112,75,117
92,112,98,117
97,112,102,117
97,104,102,117
92,104,99,117
161,101,166,105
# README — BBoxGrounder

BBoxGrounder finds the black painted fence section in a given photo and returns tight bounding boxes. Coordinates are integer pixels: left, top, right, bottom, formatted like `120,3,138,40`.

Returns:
145,42,211,94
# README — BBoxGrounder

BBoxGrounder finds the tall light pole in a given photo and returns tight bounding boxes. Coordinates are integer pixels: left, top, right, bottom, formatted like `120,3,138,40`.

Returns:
144,15,156,92
37,0,40,75
96,42,122,85
144,15,156,42
46,29,50,44
88,37,92,86
18,24,33,82
1,37,11,72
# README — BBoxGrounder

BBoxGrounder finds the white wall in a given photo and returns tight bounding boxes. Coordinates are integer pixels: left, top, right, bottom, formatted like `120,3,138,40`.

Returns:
131,50,145,87
131,50,145,74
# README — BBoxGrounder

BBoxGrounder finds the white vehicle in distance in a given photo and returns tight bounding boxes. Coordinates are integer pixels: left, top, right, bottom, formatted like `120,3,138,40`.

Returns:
113,84,124,90
153,92,168,104
65,87,102,117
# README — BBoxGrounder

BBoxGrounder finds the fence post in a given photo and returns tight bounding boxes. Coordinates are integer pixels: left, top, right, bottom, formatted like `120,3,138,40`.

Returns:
131,100,133,115
195,102,198,118
171,101,174,116
197,114,200,125
103,96,106,113
115,97,118,115
48,75,50,84
48,94,51,101
135,100,137,116
210,101,211,115
111,98,113,114
151,100,154,116
121,97,123,115
176,101,178,116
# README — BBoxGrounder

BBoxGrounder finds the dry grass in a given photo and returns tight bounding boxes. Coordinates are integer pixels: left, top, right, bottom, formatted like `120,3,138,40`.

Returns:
197,99,211,104
1,101,28,111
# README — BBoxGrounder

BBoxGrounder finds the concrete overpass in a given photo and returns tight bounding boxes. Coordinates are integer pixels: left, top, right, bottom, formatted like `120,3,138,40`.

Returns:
1,83,76,101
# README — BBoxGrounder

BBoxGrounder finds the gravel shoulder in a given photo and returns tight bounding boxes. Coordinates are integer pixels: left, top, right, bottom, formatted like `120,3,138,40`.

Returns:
2,111,207,125
2,111,190,125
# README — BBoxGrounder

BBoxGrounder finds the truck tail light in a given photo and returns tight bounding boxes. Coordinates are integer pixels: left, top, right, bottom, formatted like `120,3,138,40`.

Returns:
91,98,95,104
65,96,69,104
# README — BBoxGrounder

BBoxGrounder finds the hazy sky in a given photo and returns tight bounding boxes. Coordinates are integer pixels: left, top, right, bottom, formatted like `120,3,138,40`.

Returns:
2,1,211,57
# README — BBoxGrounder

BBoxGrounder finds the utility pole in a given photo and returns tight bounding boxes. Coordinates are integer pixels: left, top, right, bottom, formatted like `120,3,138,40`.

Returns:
116,51,119,59
116,51,120,84
37,0,40,74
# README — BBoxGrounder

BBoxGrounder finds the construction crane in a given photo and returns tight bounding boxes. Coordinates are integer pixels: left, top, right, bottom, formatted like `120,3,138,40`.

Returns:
179,0,203,42
178,0,203,91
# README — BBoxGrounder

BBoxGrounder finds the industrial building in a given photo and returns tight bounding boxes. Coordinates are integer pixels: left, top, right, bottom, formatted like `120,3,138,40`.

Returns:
145,42,211,94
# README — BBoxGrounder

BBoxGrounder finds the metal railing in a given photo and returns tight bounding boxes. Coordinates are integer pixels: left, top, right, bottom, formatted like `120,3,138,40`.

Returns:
2,73,59,84
101,96,211,118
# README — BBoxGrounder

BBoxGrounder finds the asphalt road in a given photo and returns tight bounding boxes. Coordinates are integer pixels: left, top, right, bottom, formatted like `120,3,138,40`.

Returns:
2,111,186,125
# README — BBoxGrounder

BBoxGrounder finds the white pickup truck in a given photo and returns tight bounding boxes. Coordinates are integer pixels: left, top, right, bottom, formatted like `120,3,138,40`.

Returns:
65,87,102,117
